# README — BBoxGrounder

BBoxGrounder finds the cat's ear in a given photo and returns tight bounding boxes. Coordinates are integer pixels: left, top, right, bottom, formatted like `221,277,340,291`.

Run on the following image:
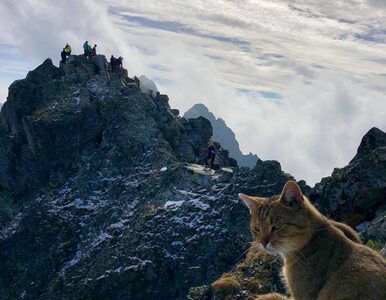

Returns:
280,181,304,208
239,193,263,214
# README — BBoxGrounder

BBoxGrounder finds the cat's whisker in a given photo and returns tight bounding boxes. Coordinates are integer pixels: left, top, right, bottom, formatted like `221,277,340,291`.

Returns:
233,246,252,265
314,226,331,232
292,248,309,266
284,245,307,271
242,241,254,247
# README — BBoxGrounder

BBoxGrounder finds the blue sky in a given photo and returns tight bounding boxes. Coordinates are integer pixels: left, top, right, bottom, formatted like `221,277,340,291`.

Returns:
1,0,386,185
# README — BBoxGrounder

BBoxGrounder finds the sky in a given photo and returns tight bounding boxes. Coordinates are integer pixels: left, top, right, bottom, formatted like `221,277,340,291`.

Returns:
1,0,386,186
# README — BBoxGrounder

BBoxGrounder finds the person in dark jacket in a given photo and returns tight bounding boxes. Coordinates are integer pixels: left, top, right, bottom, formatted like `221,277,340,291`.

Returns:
110,55,123,72
83,41,89,57
61,48,67,64
205,141,218,169
91,44,97,56
116,56,123,70
110,55,116,71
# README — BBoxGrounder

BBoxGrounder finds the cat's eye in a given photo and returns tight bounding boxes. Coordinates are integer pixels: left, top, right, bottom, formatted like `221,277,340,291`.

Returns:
272,225,282,232
253,226,260,234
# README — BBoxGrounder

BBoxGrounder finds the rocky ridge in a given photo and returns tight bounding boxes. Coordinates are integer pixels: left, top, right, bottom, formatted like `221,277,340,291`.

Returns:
0,56,384,299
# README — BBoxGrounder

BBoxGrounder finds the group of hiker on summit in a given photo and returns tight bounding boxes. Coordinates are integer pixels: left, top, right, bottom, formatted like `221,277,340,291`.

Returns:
60,41,123,72
82,41,97,58
59,43,219,170
60,41,97,64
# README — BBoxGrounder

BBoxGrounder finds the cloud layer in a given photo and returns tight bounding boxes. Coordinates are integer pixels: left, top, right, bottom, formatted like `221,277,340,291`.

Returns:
1,0,386,185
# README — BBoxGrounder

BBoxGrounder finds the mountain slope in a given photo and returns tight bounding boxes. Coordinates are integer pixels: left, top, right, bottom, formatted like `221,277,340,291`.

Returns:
184,103,259,168
0,56,291,299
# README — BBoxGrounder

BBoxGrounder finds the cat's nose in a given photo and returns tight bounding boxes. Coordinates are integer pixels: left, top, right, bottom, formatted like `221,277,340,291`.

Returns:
261,240,269,248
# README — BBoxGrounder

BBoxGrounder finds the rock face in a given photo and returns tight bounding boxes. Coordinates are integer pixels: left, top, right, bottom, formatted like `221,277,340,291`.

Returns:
350,127,386,163
0,56,292,299
184,104,259,168
0,56,210,195
310,127,386,227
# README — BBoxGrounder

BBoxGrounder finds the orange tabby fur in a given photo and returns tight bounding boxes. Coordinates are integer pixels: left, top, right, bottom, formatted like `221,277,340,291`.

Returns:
239,181,386,300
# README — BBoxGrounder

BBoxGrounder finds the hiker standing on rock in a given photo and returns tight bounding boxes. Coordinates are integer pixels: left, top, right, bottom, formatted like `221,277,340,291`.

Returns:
205,141,218,170
91,44,97,56
110,55,116,71
117,57,123,70
110,55,123,72
60,48,67,64
83,41,90,57
64,43,71,56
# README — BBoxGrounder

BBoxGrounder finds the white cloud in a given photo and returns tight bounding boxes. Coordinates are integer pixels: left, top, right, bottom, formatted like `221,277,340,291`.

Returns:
0,0,386,185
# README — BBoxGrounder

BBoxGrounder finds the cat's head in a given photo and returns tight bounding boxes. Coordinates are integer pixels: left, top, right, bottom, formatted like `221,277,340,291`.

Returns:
239,181,316,256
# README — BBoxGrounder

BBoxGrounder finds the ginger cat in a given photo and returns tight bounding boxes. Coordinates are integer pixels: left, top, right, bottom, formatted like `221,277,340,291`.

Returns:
239,181,386,300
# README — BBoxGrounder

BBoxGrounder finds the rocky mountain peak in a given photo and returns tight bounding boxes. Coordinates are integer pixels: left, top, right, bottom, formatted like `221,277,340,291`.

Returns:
0,55,213,194
350,127,386,163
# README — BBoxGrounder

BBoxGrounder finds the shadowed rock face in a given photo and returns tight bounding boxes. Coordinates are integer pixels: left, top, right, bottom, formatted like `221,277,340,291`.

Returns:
0,56,385,299
0,56,211,194
0,56,290,299
310,127,386,227
350,127,386,163
184,104,259,168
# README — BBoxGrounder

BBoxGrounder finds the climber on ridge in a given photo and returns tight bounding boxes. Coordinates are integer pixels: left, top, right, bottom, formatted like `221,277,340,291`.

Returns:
91,44,97,56
116,56,123,70
83,40,91,57
64,43,71,56
110,55,123,72
205,141,218,170
87,43,92,58
60,48,67,64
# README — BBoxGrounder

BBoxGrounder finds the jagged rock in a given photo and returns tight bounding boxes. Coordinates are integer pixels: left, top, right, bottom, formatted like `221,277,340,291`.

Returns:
0,56,211,195
310,128,386,227
363,213,386,244
90,55,109,73
184,104,259,168
350,127,386,163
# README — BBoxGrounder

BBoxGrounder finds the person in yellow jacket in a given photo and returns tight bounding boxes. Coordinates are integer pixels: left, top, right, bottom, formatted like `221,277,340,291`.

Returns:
64,43,71,56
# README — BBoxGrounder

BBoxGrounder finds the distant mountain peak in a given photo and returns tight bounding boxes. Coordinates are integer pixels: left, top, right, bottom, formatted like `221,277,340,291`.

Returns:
184,103,259,168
